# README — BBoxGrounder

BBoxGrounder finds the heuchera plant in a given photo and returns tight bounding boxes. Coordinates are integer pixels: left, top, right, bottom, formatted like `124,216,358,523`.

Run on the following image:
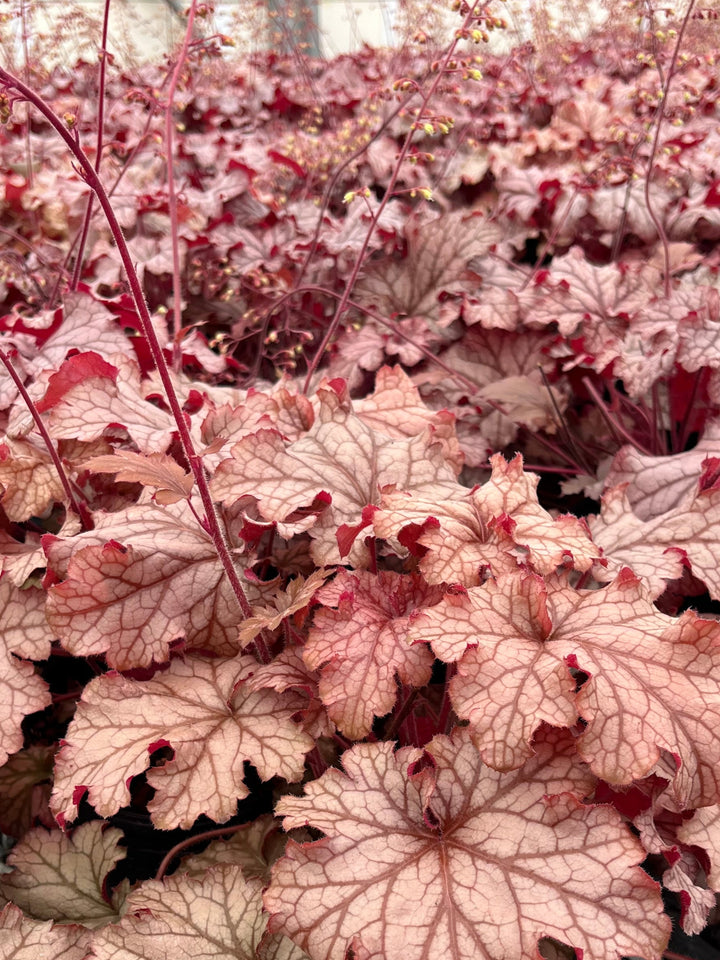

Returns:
2,0,720,957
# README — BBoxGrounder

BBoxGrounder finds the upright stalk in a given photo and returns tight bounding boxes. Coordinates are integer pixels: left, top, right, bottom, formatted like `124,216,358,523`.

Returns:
0,67,260,644
301,1,493,392
643,0,696,299
70,0,112,290
165,0,199,370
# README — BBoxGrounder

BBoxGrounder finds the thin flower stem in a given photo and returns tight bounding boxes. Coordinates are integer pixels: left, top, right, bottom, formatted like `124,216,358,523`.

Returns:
165,0,199,371
257,282,482,396
70,0,112,291
154,823,247,881
19,0,33,190
677,368,704,452
582,376,654,456
0,347,93,530
538,365,593,474
383,686,419,742
643,0,696,299
0,67,261,648
301,1,489,393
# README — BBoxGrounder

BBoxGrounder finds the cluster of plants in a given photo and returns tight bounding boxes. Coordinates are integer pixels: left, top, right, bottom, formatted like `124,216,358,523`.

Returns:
1,0,720,957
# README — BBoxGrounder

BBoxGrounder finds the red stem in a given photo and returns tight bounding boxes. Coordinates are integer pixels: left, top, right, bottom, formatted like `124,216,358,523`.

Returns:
643,0,696,299
165,0,199,371
0,66,262,650
70,0,112,291
582,376,654,456
0,347,92,530
301,2,490,393
154,823,248,881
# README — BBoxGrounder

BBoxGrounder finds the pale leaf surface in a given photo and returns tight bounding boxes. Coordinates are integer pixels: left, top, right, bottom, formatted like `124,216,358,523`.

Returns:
27,290,134,375
244,648,332,741
353,365,462,471
0,822,124,927
237,570,332,645
373,485,521,586
0,439,64,521
51,655,314,829
677,805,720,891
354,211,501,325
605,419,720,520
305,570,439,739
588,486,686,597
211,382,458,566
548,571,720,807
45,501,251,669
589,484,720,598
82,451,194,505
662,852,716,934
90,864,267,960
409,575,577,769
44,354,178,454
0,903,90,960
0,585,52,766
0,530,44,586
373,454,596,585
411,569,720,806
266,727,667,960
477,455,596,574
0,581,55,660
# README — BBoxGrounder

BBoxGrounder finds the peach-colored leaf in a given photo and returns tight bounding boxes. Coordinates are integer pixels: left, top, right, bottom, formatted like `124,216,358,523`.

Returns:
43,354,179,454
412,568,720,807
0,530,44,586
0,745,55,839
0,903,90,960
677,805,720,891
0,582,51,768
266,726,668,960
353,365,463,472
44,501,251,669
661,851,715,934
0,822,124,927
478,454,596,574
409,574,578,769
373,485,520,585
354,211,501,326
51,655,314,830
0,438,65,521
604,419,720,519
28,290,134,375
90,864,270,960
211,381,458,566
237,569,332,646
373,454,597,585
244,647,332,741
305,570,440,739
0,581,55,661
590,483,720,600
82,451,194,505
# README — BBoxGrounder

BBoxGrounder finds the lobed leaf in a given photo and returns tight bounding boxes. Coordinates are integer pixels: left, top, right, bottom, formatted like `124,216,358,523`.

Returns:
305,570,441,739
44,501,252,669
51,655,315,830
0,903,90,960
412,569,720,807
266,727,667,960
0,822,124,928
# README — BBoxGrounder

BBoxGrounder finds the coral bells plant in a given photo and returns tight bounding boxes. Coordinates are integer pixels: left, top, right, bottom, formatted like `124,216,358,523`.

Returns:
3,1,720,958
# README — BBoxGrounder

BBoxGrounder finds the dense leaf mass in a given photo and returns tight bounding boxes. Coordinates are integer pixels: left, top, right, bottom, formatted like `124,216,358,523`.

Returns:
2,12,720,960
